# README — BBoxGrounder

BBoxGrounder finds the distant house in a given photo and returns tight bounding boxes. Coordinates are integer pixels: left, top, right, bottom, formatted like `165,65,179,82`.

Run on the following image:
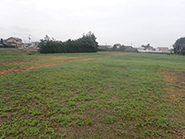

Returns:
0,43,18,48
24,42,39,49
137,47,144,50
4,37,24,48
0,44,4,48
98,45,112,50
113,43,121,49
137,46,170,53
156,47,169,51
32,42,39,49
124,46,133,49
145,46,155,51
170,49,174,53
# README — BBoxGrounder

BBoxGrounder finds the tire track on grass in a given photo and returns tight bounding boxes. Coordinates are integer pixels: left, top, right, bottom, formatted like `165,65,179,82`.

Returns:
0,56,80,66
0,54,125,75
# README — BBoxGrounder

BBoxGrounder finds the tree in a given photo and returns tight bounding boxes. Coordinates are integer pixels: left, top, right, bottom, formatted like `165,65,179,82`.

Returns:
85,31,98,48
181,47,185,55
173,37,185,54
0,38,3,44
112,45,117,51
44,35,50,41
141,43,150,50
119,45,125,51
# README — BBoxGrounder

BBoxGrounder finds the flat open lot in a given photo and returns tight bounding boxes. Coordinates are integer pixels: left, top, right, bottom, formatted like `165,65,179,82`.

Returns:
0,49,185,138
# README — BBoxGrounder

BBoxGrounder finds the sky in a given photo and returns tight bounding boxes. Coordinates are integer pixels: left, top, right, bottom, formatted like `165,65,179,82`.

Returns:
0,0,185,48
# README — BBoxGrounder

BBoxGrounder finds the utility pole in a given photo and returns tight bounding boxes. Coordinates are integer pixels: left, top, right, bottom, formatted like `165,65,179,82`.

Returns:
28,34,31,43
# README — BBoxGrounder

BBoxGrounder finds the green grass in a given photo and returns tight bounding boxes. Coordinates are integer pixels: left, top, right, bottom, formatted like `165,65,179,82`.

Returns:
0,50,185,138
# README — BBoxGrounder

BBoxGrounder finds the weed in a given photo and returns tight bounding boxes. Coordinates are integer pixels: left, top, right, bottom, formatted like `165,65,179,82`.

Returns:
86,119,93,125
105,115,118,124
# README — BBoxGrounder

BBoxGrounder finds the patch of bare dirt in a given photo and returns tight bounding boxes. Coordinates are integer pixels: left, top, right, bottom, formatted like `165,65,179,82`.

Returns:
160,69,185,138
161,70,185,103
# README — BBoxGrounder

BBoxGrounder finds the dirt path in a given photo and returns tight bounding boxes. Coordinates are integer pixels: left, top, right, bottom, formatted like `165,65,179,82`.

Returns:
0,53,125,75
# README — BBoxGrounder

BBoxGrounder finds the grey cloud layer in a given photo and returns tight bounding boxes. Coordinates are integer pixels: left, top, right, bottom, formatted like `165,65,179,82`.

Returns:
0,0,184,47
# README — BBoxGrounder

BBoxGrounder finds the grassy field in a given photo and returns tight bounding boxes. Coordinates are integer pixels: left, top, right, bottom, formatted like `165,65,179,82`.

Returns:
0,49,185,139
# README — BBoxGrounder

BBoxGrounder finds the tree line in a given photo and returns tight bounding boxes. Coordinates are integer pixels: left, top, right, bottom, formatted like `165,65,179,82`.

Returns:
38,32,98,53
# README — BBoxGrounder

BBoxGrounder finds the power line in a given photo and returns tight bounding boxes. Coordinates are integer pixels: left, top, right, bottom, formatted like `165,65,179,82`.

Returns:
0,27,15,34
0,27,30,36
0,27,39,42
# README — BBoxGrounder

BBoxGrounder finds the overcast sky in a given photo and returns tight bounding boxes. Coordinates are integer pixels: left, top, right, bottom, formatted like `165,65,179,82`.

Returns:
0,0,185,47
